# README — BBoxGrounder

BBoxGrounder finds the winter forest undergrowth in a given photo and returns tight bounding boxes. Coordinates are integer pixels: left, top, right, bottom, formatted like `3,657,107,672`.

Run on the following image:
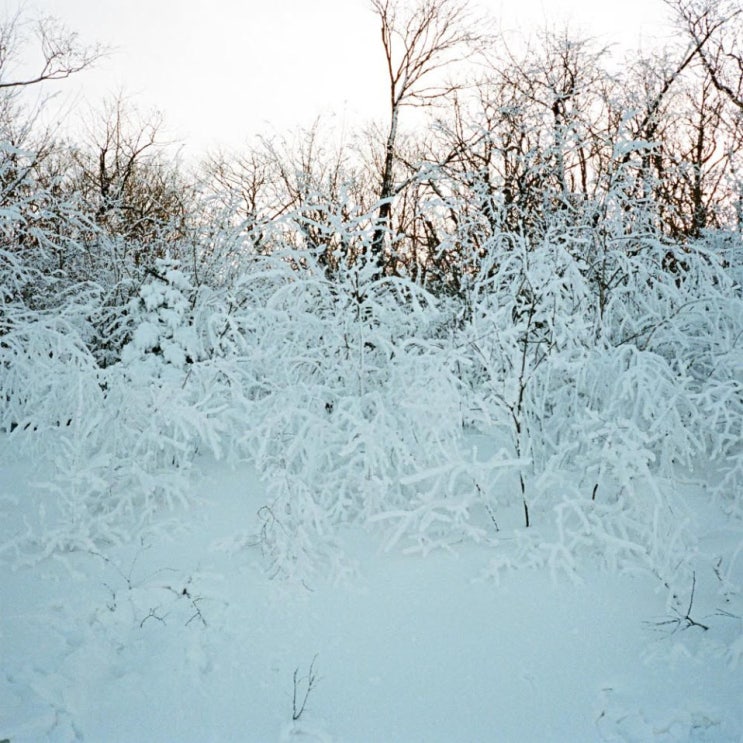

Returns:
1,0,742,739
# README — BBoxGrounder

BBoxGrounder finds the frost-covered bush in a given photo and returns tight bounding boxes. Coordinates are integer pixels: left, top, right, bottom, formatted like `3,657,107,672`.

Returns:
455,233,598,526
0,260,253,556
0,304,101,441
521,344,699,581
209,224,738,581
2,161,740,582
121,258,203,380
600,235,743,515
225,249,514,579
457,229,739,581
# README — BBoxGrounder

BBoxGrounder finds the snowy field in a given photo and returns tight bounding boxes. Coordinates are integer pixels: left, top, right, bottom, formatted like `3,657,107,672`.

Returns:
1,449,741,743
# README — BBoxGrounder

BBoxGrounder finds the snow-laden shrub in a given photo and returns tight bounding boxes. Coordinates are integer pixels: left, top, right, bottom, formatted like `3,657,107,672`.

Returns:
521,345,699,581
225,249,515,580
121,259,202,378
457,232,727,581
455,233,599,528
601,236,743,515
531,345,700,481
0,262,253,557
0,301,101,442
3,200,739,581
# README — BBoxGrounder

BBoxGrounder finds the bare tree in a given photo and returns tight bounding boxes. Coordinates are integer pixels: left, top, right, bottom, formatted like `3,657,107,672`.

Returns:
657,71,740,238
0,7,104,310
667,0,743,111
65,95,194,275
0,8,103,90
369,0,487,269
0,6,104,212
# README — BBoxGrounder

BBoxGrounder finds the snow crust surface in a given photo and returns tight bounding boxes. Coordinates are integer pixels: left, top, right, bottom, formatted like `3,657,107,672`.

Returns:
1,454,740,742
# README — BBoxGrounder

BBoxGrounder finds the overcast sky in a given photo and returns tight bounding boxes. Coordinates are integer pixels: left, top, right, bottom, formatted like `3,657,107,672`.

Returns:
7,0,673,156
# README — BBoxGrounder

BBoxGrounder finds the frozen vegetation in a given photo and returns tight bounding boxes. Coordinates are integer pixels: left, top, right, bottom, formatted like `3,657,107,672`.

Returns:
1,0,742,739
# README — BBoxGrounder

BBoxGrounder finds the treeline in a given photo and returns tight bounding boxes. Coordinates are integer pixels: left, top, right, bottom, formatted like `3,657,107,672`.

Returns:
1,1,742,315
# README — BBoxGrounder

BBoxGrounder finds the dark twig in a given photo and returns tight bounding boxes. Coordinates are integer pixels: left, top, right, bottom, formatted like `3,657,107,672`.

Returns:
165,581,208,627
139,608,166,628
647,571,709,633
680,572,710,631
292,654,319,721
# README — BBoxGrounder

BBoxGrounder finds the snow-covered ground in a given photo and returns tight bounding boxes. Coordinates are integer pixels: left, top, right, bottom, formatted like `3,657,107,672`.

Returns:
1,452,741,742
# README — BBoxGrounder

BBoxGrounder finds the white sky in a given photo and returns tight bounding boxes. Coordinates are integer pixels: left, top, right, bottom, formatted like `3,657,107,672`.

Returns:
7,0,673,157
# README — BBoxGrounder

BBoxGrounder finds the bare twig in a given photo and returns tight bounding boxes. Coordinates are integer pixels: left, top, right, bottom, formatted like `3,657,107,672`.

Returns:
139,607,166,628
292,654,319,721
647,572,710,633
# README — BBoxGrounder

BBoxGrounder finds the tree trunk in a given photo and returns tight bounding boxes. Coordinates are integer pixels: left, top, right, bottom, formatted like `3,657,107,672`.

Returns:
371,103,400,272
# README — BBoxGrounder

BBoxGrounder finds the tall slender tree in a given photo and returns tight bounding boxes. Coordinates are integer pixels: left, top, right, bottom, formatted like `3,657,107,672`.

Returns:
369,0,486,273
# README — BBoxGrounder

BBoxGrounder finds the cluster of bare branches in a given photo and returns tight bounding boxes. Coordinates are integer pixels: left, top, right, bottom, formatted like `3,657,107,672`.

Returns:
2,0,742,310
199,0,743,290
0,8,103,90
